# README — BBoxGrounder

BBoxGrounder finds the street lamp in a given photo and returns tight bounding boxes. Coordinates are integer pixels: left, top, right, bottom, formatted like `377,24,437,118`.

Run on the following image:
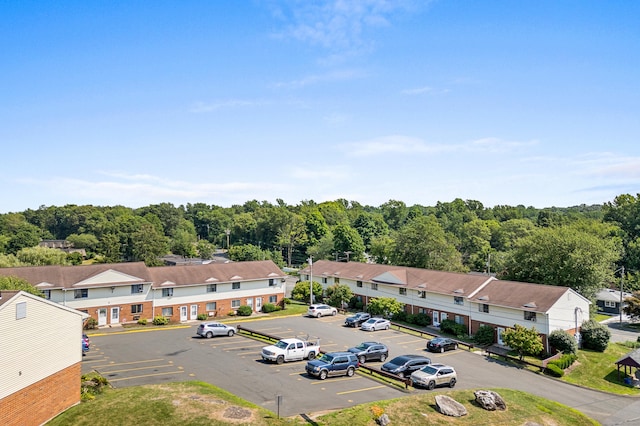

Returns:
308,256,313,305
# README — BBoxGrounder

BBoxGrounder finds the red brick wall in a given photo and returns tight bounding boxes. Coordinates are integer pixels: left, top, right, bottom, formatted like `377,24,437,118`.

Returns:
0,363,81,426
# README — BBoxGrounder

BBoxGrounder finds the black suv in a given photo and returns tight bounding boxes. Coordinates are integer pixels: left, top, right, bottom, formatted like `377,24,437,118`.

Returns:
347,341,389,364
381,354,431,378
344,312,371,327
305,352,359,380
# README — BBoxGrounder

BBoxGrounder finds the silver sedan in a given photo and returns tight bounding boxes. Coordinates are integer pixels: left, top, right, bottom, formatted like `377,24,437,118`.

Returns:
197,322,237,338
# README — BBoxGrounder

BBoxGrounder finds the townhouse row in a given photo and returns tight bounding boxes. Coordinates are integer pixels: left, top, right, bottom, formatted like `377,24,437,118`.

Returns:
0,260,287,326
300,260,591,351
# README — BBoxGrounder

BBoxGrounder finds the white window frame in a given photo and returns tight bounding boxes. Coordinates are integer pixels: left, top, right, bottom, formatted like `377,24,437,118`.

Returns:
604,300,616,308
207,284,217,293
232,282,241,290
162,307,173,316
231,299,241,308
524,311,537,322
162,288,174,297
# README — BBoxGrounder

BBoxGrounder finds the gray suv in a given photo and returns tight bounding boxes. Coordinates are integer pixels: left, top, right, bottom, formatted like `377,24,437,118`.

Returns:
305,352,359,380
196,322,237,338
347,341,388,364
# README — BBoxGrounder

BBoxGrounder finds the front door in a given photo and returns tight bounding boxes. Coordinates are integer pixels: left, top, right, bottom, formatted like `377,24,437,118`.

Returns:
98,308,107,326
256,297,262,312
433,311,439,325
180,306,188,322
246,298,253,311
190,304,198,320
497,327,506,345
111,307,120,324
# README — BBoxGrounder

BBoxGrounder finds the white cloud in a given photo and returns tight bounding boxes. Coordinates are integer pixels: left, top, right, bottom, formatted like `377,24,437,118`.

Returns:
189,99,268,113
271,69,365,89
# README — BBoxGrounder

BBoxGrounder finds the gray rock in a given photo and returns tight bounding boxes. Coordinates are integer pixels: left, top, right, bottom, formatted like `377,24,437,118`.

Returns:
474,390,507,411
376,413,390,425
435,395,468,417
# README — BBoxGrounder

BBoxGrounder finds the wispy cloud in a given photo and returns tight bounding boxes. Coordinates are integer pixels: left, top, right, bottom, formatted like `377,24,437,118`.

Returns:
401,86,450,95
189,99,269,113
271,69,365,89
290,165,351,180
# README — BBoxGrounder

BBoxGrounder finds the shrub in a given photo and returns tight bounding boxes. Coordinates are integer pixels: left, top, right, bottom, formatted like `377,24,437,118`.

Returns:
283,298,291,305
393,310,408,323
414,313,432,327
152,316,169,325
137,318,147,325
474,325,495,346
548,353,577,370
440,319,467,337
81,373,109,401
545,363,564,377
84,317,98,330
262,303,280,313
581,319,611,352
237,305,253,316
548,329,577,354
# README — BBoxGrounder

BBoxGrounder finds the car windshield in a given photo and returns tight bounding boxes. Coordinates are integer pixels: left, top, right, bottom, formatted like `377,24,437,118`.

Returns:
275,341,289,349
318,353,335,363
389,356,412,366
432,338,445,344
355,342,373,350
419,365,438,375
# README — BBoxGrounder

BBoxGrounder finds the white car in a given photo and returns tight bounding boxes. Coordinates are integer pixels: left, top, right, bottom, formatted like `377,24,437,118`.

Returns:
410,363,457,390
360,318,391,331
197,322,237,338
307,304,337,318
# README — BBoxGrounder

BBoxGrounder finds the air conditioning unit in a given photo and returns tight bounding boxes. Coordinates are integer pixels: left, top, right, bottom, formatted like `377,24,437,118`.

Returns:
281,278,286,282
208,312,215,316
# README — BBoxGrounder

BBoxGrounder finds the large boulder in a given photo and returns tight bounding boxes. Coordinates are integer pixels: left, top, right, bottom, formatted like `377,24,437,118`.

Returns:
474,390,507,411
435,395,468,417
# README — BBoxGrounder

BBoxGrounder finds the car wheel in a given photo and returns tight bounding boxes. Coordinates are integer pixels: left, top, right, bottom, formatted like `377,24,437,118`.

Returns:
427,381,436,390
385,325,389,330
206,331,213,338
319,370,328,380
227,330,235,337
454,344,458,350
359,355,366,364
308,351,316,360
346,367,355,377
449,378,457,388
332,310,337,316
276,355,284,365
379,354,387,362
440,347,445,353
317,313,322,318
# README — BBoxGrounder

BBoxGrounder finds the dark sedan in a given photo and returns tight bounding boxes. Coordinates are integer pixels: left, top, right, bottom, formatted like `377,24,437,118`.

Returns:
381,354,431,378
347,341,388,364
426,337,458,353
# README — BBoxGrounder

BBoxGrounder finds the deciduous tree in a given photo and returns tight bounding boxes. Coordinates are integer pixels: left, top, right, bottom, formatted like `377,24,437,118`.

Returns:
501,324,544,360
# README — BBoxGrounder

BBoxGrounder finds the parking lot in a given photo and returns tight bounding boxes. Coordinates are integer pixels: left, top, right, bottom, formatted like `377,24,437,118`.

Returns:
82,313,630,423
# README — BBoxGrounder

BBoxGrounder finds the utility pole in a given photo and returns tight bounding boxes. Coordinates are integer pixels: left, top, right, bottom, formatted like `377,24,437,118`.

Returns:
308,257,313,305
620,266,625,325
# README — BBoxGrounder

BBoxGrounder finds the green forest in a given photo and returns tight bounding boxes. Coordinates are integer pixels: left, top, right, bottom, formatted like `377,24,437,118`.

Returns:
2,194,640,303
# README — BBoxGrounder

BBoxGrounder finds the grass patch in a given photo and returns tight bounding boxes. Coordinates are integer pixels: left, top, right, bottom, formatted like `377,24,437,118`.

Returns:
562,342,640,395
592,313,611,323
317,388,597,426
266,302,308,317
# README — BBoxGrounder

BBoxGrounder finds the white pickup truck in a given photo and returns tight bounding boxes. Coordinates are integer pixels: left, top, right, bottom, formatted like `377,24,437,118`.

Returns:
261,337,321,364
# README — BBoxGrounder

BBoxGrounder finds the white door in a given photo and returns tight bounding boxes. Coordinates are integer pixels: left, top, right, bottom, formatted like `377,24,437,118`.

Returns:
180,306,188,322
190,304,198,320
256,297,263,312
111,307,120,324
98,308,107,326
246,298,253,311
497,327,505,345
432,311,439,325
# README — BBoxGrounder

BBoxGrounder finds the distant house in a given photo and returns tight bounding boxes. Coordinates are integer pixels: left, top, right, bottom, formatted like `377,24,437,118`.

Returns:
596,288,633,315
299,260,591,351
0,290,88,426
39,239,87,257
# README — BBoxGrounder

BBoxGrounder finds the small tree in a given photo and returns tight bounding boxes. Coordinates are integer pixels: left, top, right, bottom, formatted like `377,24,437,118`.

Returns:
623,291,640,321
548,329,578,354
366,297,404,318
581,319,611,352
0,275,45,297
237,305,252,316
291,281,324,303
474,325,495,346
501,324,544,360
325,284,353,309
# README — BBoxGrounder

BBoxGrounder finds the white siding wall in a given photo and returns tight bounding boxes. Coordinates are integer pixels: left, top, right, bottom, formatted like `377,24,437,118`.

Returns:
51,285,152,310
153,280,285,307
0,294,83,399
472,303,549,332
547,290,591,332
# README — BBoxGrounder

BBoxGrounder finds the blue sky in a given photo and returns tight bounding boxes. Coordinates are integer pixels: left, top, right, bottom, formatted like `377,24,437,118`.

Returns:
1,1,639,213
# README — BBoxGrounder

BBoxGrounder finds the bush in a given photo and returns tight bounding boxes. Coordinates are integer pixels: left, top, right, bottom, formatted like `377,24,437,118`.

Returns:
440,319,467,338
283,298,291,305
81,373,109,401
392,310,408,323
545,363,564,377
236,305,253,316
196,313,208,321
548,353,577,370
262,303,280,313
152,316,169,325
474,325,495,346
84,317,98,330
404,312,431,327
137,318,147,325
581,319,611,352
548,329,577,354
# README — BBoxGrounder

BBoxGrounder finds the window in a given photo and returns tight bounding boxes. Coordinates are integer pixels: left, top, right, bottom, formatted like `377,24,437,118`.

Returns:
334,277,340,284
206,302,217,311
371,283,378,291
74,289,88,299
604,300,616,308
303,274,308,281
231,299,241,308
269,279,275,286
269,295,277,303
356,281,363,288
207,284,217,293
16,302,26,319
454,296,464,305
524,311,537,322
322,277,328,284
43,290,51,300
162,288,174,297
162,307,173,316
455,315,464,325
131,284,143,294
232,282,240,290
399,288,407,296
479,304,489,313
131,304,143,314
418,291,426,299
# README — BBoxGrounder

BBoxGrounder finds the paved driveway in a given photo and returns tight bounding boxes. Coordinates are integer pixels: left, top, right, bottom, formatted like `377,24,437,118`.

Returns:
83,314,640,424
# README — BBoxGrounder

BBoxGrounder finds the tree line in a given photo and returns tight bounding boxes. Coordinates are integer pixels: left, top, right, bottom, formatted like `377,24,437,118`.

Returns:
2,194,640,303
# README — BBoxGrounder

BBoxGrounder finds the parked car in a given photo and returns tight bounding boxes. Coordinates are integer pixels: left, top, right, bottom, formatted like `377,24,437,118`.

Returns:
381,354,431,378
197,322,237,338
344,312,371,327
347,341,388,364
82,339,90,354
410,363,457,389
426,337,458,353
82,333,90,347
307,304,337,318
305,351,359,380
360,318,390,331
262,337,320,364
